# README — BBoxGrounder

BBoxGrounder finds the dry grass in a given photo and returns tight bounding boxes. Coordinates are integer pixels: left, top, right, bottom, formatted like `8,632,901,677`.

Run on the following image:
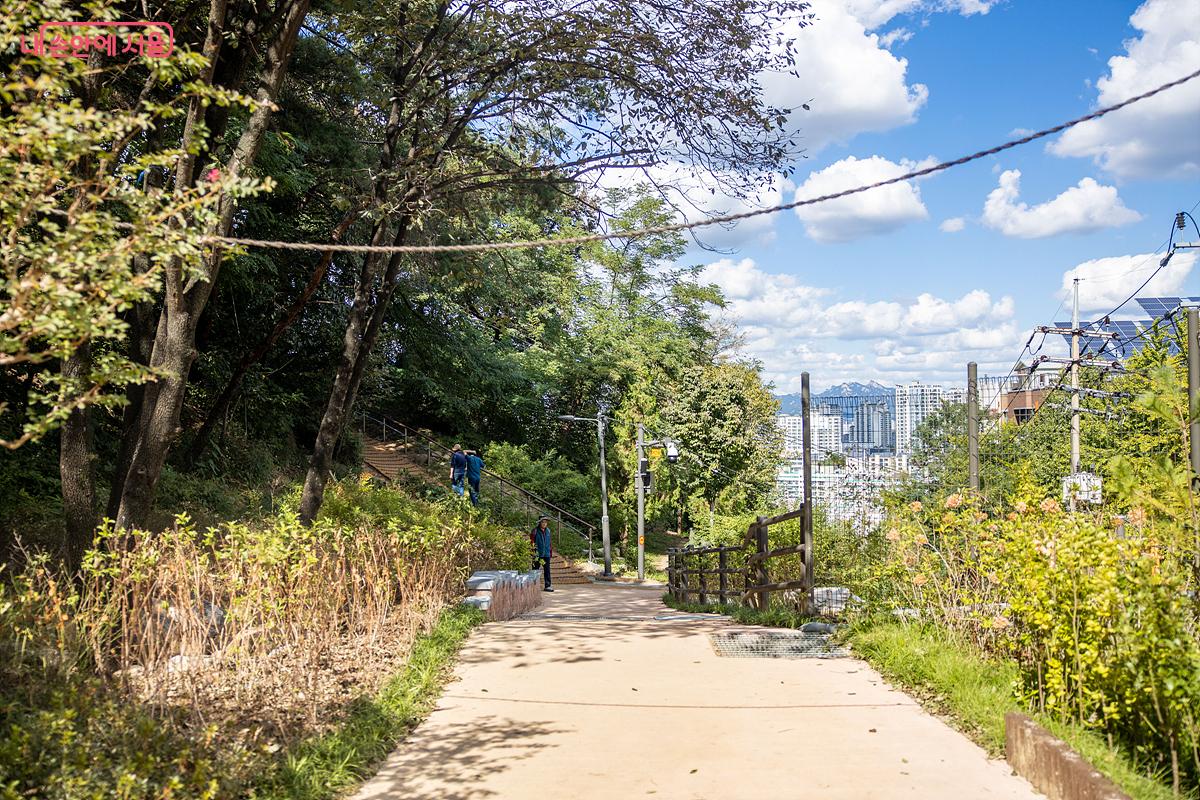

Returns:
0,479,527,795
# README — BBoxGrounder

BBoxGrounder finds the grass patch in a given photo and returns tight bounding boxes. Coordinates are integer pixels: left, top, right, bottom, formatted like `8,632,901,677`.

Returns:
255,604,485,800
846,619,1179,800
660,593,815,629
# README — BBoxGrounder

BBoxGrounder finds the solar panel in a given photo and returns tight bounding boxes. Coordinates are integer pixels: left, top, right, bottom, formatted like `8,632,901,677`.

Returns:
1136,296,1200,318
1053,318,1162,360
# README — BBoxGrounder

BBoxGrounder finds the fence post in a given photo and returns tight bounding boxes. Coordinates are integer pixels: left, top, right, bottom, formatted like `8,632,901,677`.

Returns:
719,549,728,604
756,515,769,610
426,442,431,466
403,426,409,447
698,550,708,605
680,549,690,604
801,371,815,617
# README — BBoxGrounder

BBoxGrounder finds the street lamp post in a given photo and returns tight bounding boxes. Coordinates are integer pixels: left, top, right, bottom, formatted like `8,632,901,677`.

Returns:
635,424,678,583
558,413,612,577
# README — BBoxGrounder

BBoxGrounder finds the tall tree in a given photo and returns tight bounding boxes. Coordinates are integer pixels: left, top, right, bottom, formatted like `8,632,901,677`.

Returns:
110,0,314,530
298,0,811,521
665,362,781,524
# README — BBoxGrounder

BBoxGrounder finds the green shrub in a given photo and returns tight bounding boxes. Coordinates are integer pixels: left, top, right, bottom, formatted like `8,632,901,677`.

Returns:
881,489,1200,792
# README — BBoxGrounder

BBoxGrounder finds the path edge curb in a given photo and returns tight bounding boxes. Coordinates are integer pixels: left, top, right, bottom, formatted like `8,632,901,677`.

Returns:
1004,712,1130,800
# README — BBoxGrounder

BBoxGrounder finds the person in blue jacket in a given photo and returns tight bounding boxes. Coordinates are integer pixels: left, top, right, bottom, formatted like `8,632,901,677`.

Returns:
449,444,467,496
465,449,484,506
532,516,553,591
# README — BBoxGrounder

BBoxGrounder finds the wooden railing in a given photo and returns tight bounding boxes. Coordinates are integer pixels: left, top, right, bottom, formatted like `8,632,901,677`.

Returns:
360,411,595,561
666,504,814,613
666,544,747,605
743,506,812,612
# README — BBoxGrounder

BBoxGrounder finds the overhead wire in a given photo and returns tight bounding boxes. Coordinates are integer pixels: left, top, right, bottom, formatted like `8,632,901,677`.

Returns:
201,68,1200,255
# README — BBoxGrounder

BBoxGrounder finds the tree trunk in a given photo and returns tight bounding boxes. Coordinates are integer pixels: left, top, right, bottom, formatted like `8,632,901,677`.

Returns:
60,343,96,572
113,0,311,530
298,221,409,523
106,257,160,519
185,212,357,467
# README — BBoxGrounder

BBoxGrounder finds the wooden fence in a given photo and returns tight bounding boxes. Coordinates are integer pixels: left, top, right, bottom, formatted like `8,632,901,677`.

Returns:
665,544,746,604
666,503,814,613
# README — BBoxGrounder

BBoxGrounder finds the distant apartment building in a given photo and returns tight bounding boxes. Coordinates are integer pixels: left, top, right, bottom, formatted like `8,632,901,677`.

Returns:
895,381,961,456
774,453,909,526
846,401,892,456
776,409,843,458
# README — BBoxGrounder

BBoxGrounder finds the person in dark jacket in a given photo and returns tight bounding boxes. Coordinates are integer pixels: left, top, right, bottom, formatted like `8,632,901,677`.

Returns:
532,516,553,591
465,449,484,506
449,444,467,496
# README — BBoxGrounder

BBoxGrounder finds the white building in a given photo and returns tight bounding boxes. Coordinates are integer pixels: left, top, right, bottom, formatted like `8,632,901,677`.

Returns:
776,411,843,458
774,454,910,528
777,414,803,455
895,381,962,457
847,401,892,456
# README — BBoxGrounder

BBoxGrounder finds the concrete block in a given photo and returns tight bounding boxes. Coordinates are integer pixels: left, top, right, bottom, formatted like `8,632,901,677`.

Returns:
1005,713,1129,800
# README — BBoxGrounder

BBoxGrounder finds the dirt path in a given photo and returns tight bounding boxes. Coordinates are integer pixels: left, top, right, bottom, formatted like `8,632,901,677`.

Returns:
353,585,1041,800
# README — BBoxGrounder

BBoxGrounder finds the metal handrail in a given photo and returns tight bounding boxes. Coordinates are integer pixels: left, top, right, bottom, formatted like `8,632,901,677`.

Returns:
361,411,595,558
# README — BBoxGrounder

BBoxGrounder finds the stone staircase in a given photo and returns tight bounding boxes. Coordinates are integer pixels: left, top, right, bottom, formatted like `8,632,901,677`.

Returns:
361,437,438,486
360,428,594,586
547,553,592,586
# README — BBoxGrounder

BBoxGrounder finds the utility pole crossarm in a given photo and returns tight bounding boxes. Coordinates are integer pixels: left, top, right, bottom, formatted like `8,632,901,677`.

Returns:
1036,325,1119,339
1034,355,1126,370
1059,386,1132,399
1044,402,1119,419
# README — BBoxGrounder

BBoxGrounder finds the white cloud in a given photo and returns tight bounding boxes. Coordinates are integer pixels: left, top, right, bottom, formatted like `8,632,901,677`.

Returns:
982,169,1142,238
761,3,928,152
792,155,935,242
595,164,784,250
1048,0,1200,178
839,0,997,30
701,257,1019,387
1059,250,1197,313
939,216,966,232
878,27,913,48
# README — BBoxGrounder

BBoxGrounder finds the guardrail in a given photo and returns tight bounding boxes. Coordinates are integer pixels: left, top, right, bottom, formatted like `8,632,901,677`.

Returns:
360,411,595,561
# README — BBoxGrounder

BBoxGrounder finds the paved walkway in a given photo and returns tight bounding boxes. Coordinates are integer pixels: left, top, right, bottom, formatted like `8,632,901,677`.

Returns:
354,585,1041,800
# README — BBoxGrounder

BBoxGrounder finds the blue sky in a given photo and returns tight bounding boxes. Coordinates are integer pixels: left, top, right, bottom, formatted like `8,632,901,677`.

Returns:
653,0,1200,393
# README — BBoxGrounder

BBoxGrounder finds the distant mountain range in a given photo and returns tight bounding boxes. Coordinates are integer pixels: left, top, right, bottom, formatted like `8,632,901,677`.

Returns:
776,381,895,415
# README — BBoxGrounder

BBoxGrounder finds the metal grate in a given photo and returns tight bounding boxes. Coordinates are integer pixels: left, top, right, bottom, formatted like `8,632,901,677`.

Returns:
709,630,850,659
518,613,728,622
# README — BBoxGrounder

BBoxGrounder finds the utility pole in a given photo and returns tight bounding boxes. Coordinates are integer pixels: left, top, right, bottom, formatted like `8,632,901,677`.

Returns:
967,361,979,492
597,414,612,576
561,412,613,575
801,372,814,615
1034,284,1119,510
1070,278,1081,512
1070,280,1081,473
1188,307,1200,491
636,422,645,581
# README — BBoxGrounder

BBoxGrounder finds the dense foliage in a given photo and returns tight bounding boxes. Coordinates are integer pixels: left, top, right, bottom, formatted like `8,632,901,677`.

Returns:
869,334,1200,795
